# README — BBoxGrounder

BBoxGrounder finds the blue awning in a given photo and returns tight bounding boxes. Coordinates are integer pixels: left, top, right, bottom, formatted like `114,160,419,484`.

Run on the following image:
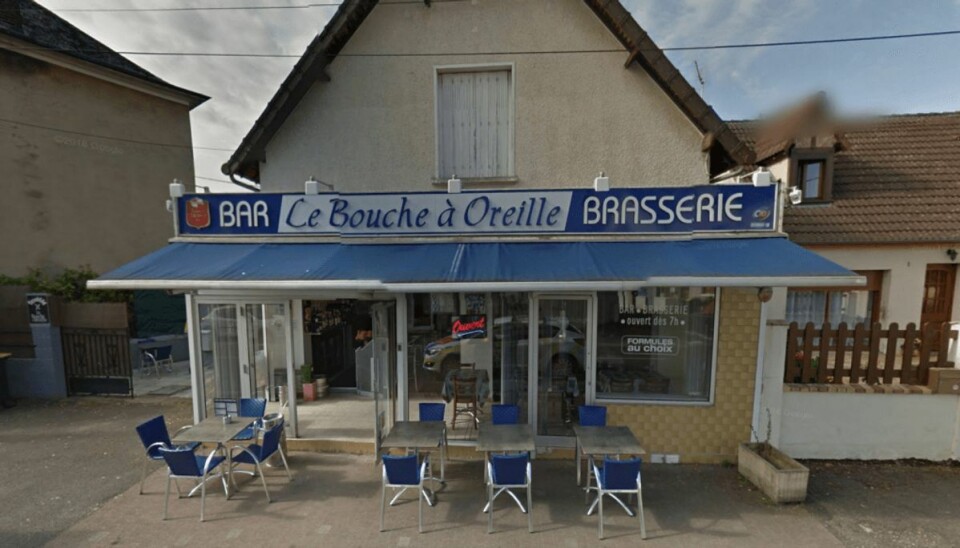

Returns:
89,238,860,291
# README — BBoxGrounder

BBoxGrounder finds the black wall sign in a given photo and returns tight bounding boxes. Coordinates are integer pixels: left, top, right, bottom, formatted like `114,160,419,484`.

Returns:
26,293,50,325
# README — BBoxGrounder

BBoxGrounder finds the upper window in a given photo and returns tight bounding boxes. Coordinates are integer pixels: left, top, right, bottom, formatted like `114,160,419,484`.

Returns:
436,67,514,180
798,159,825,200
790,149,834,203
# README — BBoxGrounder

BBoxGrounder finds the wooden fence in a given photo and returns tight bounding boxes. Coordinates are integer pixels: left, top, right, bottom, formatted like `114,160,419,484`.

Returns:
785,322,958,386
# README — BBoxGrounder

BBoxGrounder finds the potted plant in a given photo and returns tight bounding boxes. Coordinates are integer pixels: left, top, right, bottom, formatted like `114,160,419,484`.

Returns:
738,410,809,503
301,364,316,402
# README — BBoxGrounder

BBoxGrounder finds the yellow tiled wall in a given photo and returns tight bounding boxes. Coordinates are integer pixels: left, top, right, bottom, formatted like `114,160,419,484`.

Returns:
606,288,760,464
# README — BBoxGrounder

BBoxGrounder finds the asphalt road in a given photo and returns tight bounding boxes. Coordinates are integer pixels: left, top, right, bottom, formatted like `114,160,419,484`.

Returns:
0,396,192,547
803,460,960,547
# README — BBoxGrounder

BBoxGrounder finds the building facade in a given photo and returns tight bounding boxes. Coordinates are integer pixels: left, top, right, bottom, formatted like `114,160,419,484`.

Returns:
0,0,207,276
0,0,206,397
94,0,855,464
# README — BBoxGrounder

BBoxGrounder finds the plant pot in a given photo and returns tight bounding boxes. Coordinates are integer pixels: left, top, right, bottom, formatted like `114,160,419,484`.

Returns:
303,382,317,402
738,443,808,503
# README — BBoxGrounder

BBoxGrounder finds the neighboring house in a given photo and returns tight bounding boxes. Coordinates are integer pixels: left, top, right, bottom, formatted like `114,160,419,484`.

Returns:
0,0,207,276
0,0,207,397
730,98,960,330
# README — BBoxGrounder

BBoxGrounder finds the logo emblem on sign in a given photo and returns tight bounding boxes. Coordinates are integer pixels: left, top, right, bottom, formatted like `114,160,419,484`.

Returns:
185,197,211,229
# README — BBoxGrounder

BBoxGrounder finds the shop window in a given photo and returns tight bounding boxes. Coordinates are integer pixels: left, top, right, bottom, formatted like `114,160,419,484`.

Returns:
595,288,717,403
436,66,514,180
785,270,883,328
407,292,526,438
789,149,833,203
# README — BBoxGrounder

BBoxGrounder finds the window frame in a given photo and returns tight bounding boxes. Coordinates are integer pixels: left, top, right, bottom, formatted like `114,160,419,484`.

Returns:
590,287,721,407
787,270,884,327
789,148,834,203
433,63,516,184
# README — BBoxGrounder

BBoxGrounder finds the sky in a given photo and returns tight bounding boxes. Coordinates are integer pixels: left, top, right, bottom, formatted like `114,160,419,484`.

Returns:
38,0,960,193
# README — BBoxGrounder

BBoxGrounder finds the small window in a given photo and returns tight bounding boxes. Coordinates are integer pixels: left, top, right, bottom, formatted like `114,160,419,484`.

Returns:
436,67,513,179
790,149,834,202
798,160,825,200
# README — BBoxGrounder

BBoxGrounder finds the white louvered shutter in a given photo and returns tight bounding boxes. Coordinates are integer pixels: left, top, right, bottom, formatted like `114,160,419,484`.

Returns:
438,70,511,178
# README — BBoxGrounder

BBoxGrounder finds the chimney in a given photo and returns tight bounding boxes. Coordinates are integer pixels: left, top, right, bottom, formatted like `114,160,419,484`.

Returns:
0,0,23,31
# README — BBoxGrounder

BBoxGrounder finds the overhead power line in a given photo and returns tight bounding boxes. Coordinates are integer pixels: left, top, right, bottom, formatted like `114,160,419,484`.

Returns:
26,0,471,12
0,117,235,152
11,29,960,59
34,2,344,12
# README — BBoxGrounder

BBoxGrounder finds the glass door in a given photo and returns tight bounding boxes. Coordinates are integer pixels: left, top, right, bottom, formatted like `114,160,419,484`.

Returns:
530,295,592,444
196,301,293,433
240,304,289,402
372,302,396,458
199,303,240,419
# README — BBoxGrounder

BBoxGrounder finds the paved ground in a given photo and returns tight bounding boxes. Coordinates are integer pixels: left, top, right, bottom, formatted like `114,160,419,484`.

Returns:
50,453,847,548
0,396,192,548
804,460,960,547
6,397,960,547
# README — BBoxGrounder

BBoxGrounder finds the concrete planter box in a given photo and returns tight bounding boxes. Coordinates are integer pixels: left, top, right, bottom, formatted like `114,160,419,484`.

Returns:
738,443,809,503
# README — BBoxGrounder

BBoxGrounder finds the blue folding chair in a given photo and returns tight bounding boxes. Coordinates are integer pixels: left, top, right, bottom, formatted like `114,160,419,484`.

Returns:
233,397,267,441
486,453,533,534
229,419,292,502
380,454,432,533
135,416,198,495
592,457,645,539
140,344,174,376
578,405,607,426
418,402,447,482
158,446,228,522
491,404,520,425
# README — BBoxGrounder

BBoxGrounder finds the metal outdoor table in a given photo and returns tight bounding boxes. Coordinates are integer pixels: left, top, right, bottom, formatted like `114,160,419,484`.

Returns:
476,423,536,454
174,416,253,499
381,421,447,505
477,424,535,513
573,425,645,516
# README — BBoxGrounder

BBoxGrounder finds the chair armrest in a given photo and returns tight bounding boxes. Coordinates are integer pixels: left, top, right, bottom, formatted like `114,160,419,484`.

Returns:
419,459,430,483
591,462,603,490
229,444,260,464
173,425,193,437
202,450,223,474
145,441,168,457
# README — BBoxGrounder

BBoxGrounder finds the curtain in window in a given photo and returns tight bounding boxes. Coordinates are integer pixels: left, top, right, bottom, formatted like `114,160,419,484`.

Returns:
786,290,827,327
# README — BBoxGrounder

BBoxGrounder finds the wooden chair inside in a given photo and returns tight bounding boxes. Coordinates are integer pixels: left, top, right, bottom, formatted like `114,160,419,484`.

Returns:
451,374,478,430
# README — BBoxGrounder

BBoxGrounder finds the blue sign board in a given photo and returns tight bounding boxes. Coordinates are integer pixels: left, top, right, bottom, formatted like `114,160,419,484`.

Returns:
178,185,777,237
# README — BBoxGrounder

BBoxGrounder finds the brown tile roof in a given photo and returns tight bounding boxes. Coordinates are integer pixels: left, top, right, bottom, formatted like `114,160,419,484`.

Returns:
223,0,753,181
0,0,206,106
731,112,960,245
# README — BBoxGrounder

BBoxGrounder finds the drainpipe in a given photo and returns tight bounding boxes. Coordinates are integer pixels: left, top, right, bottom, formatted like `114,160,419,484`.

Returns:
751,300,768,442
